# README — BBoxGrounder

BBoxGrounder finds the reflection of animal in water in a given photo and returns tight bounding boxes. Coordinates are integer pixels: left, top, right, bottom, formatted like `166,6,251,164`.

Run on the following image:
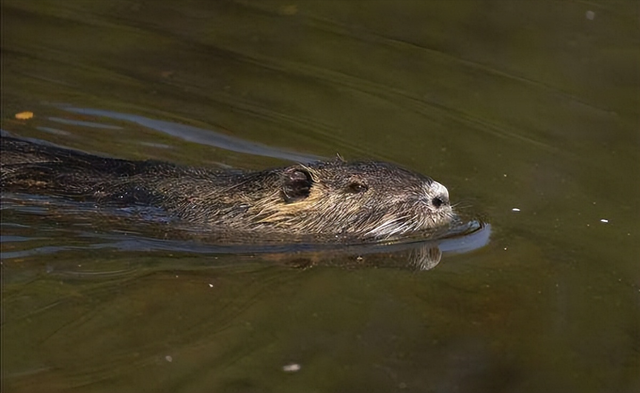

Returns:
1,137,454,240
283,243,444,271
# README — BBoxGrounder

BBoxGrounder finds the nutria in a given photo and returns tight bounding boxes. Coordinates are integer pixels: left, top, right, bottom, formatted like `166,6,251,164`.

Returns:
0,137,454,240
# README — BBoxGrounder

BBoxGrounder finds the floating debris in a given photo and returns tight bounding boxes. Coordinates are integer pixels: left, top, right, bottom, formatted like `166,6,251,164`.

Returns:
15,111,34,120
282,363,301,372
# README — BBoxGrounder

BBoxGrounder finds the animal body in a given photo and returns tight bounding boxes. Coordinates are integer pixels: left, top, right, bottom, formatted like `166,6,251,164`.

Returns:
1,137,454,240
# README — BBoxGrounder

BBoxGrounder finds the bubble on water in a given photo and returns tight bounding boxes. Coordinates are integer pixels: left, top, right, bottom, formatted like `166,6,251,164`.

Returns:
586,10,595,20
282,363,301,372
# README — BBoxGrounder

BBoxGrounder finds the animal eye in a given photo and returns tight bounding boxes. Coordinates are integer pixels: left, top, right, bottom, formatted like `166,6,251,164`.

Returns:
347,182,368,193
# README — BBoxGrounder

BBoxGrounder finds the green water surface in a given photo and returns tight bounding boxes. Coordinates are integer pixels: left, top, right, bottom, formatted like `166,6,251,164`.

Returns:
1,1,638,392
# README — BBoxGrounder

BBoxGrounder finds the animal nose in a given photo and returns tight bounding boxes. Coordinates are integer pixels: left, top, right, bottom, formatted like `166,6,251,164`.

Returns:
425,181,450,209
431,195,449,208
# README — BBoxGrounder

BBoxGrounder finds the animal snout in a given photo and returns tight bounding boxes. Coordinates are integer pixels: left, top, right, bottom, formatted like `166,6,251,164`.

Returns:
431,195,449,208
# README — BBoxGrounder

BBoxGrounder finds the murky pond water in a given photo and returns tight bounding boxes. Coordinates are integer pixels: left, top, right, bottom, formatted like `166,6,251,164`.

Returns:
2,1,638,392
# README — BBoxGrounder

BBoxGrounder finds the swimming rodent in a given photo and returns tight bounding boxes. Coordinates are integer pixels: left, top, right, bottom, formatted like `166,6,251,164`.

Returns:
0,137,454,240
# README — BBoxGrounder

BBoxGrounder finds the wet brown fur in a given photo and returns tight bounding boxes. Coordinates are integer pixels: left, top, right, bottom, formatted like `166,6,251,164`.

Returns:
1,137,454,240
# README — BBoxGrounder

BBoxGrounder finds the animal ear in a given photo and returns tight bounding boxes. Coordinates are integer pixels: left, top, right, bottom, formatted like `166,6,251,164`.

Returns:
282,166,313,202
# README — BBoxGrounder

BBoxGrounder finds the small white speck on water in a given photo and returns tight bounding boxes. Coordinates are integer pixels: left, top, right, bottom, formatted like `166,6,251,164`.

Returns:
282,363,301,372
165,355,173,363
586,10,595,20
600,219,609,223
208,283,214,288
512,208,521,212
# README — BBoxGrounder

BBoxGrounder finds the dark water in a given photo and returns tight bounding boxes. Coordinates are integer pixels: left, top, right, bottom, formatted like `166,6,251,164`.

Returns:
1,1,638,392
